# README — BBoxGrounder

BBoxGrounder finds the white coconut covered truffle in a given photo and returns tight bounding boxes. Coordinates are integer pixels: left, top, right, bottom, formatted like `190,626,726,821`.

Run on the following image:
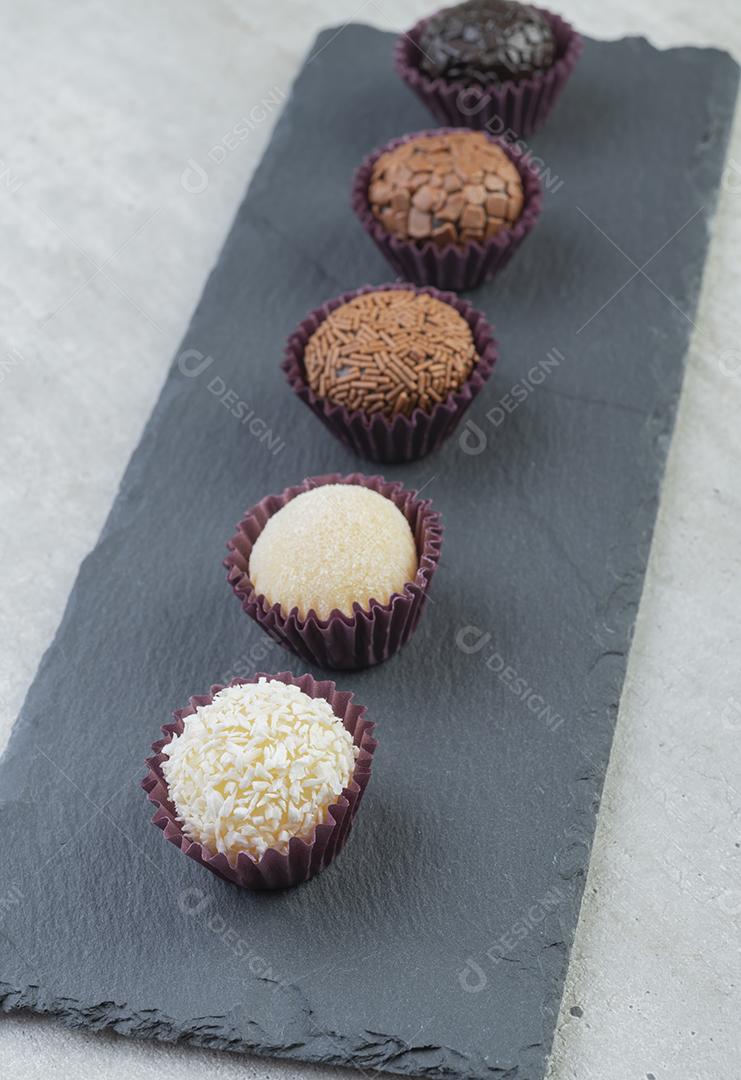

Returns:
249,484,418,620
161,679,358,861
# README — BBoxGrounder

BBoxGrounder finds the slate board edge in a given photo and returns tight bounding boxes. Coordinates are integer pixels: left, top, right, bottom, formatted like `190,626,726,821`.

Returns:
0,25,738,1080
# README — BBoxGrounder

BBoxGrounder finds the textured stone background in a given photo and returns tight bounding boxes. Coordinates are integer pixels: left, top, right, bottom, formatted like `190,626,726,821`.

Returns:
0,2,739,1079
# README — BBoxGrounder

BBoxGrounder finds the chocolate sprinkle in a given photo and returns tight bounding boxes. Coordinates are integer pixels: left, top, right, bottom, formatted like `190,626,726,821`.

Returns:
304,290,478,417
416,0,556,86
369,131,524,248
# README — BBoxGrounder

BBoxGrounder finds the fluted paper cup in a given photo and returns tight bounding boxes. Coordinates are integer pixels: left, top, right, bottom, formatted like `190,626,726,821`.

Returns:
224,472,443,670
282,282,498,463
142,671,377,891
352,128,542,290
394,7,583,138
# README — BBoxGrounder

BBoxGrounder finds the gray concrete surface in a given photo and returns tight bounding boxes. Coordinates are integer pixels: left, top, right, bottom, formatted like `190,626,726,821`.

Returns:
0,1,739,1078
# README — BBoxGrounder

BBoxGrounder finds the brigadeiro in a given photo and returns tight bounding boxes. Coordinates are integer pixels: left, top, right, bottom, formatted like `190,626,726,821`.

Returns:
143,672,377,890
394,1,582,137
352,128,541,290
225,473,443,670
418,0,556,83
282,282,498,462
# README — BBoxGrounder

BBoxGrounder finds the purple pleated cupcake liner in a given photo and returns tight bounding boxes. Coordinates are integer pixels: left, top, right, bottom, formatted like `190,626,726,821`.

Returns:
142,671,377,891
282,282,498,464
224,472,443,671
394,7,583,138
352,127,542,291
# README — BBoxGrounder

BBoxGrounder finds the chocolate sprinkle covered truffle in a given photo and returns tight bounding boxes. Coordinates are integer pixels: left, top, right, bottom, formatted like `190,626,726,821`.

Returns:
249,483,418,621
369,131,524,248
304,289,478,417
416,0,556,85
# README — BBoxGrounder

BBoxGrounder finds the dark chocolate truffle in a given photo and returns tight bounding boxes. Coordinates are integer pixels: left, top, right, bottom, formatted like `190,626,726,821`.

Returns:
417,0,556,85
368,131,524,248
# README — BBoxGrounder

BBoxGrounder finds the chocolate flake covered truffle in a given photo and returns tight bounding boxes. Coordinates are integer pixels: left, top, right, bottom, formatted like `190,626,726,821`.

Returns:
304,289,478,417
369,131,524,248
161,679,358,861
249,484,418,620
417,0,556,85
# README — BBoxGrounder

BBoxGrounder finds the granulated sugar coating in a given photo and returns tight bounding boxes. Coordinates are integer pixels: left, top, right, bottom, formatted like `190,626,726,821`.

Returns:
304,289,478,417
249,484,419,620
161,679,358,861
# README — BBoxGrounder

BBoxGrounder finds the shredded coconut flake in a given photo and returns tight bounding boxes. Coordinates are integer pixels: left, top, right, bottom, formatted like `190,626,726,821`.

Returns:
162,679,358,861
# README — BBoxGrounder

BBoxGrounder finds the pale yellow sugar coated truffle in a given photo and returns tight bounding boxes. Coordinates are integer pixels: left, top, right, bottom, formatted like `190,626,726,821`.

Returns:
161,679,358,861
249,484,418,620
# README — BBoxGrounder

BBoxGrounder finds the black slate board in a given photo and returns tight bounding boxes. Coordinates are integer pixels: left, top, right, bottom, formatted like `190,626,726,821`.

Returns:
0,24,737,1080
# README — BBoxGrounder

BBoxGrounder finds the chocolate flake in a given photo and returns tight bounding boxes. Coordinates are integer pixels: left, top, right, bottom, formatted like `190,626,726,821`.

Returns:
369,131,524,248
415,0,557,86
